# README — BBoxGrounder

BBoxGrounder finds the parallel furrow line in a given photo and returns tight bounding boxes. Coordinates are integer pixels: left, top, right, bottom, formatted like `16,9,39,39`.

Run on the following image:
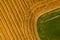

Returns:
1,0,24,40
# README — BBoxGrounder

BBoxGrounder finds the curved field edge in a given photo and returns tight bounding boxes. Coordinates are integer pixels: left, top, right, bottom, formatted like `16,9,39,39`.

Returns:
37,8,60,40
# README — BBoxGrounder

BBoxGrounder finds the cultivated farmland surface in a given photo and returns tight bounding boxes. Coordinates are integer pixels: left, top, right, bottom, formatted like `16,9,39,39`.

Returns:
0,0,60,40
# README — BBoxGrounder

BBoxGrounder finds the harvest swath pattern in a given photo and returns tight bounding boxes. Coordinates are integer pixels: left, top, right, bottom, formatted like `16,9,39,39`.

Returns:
0,0,60,40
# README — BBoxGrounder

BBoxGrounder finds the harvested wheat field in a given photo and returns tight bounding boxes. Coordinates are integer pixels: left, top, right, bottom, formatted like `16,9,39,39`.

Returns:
0,0,60,40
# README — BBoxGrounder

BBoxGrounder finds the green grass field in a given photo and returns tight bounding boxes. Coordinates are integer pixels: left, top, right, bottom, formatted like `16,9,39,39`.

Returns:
37,8,60,40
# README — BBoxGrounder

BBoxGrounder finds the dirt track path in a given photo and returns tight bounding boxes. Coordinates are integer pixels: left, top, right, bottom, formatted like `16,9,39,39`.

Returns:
0,0,60,40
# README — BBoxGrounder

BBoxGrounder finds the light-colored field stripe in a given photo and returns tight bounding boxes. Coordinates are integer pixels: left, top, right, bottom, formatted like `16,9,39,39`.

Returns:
0,10,12,40
1,1,22,40
0,0,24,39
44,15,60,22
0,10,11,40
0,27,6,40
1,1,18,39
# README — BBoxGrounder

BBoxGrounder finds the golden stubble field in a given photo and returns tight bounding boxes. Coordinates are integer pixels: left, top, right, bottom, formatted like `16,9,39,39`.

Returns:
0,0,60,40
